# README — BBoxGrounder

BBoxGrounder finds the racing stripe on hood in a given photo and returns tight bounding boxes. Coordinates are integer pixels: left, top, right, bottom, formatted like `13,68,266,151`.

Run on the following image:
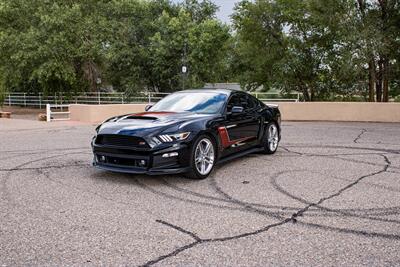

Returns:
133,111,176,116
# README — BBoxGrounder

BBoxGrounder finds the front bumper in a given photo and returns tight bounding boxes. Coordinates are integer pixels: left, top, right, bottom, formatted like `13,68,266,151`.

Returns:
92,140,191,175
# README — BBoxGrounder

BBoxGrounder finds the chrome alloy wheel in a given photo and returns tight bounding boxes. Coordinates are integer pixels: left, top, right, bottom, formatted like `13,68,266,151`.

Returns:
194,138,215,175
268,124,279,151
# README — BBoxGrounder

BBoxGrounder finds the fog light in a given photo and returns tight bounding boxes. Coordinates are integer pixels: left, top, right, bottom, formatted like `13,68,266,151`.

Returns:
138,159,147,167
99,155,106,162
162,152,179,158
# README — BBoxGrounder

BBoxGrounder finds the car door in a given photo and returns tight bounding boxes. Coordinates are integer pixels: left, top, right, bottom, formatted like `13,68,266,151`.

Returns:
219,93,261,155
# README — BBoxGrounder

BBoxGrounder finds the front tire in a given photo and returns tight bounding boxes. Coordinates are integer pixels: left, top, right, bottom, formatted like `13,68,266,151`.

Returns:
262,122,279,154
185,135,216,179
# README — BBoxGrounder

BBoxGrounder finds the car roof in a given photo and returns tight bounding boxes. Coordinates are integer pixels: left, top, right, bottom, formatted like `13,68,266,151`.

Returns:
174,88,243,96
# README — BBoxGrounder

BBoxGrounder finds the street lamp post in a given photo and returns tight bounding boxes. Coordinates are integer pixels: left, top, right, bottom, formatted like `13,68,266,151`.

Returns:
182,42,188,90
182,65,187,90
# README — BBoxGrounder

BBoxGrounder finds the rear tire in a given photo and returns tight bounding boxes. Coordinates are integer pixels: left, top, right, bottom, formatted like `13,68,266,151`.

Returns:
262,122,279,154
185,135,216,179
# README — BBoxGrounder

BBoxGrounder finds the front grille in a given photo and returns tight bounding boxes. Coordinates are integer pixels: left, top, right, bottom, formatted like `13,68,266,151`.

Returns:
95,134,149,148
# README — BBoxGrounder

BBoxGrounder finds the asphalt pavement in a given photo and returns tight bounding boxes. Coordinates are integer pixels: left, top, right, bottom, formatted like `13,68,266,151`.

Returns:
1,118,399,266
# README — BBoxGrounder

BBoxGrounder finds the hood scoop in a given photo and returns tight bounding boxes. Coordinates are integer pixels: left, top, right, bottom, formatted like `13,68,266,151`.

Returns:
123,115,158,120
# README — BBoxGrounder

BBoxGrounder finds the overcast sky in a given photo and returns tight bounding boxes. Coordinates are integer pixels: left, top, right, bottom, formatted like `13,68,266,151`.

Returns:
212,0,238,24
173,0,239,24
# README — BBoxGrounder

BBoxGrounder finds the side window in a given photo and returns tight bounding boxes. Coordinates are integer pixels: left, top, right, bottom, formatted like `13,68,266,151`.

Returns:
226,93,258,113
240,94,255,111
226,94,242,113
249,95,262,108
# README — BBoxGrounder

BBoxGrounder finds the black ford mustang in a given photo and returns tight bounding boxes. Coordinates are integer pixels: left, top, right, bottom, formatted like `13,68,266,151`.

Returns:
92,89,281,179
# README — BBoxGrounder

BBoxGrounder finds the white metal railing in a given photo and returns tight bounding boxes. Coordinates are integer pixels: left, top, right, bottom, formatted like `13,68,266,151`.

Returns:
46,104,70,122
252,92,300,102
2,92,171,107
3,91,300,107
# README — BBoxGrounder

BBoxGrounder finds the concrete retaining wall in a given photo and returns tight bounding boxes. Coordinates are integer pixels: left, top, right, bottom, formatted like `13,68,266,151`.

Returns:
69,104,148,123
69,102,400,123
277,102,400,122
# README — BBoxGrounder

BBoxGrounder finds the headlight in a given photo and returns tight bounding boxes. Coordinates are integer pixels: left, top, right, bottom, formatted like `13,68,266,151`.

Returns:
157,132,191,143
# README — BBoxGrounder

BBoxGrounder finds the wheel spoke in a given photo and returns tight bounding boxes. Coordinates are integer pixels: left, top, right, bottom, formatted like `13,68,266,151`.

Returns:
194,138,215,175
205,157,214,164
198,143,204,154
201,161,206,173
204,142,211,154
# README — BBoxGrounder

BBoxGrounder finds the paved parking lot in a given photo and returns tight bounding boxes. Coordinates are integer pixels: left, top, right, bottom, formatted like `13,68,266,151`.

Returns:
1,118,400,266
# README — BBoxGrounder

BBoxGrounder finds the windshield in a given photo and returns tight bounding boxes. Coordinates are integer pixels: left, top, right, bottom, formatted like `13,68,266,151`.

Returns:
149,92,227,114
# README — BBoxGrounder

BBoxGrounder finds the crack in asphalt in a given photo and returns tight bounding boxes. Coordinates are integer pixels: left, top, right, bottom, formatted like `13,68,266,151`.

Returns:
139,241,200,267
156,220,202,241
291,166,389,220
139,219,290,267
138,149,395,266
270,170,400,224
354,129,367,143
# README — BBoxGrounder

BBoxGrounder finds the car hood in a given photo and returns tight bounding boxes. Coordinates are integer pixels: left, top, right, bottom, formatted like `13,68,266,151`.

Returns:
97,111,214,138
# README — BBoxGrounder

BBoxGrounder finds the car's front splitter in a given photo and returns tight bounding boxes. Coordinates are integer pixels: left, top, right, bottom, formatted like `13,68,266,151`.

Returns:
93,161,190,175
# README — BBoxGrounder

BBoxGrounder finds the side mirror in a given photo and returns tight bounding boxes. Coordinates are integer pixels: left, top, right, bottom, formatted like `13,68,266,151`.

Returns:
231,106,244,114
145,105,152,111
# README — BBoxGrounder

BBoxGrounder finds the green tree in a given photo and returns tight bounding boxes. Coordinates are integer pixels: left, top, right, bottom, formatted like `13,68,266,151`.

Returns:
0,86,4,107
148,7,230,91
107,0,231,93
105,0,158,94
232,0,400,101
232,0,348,100
0,0,112,95
356,0,400,102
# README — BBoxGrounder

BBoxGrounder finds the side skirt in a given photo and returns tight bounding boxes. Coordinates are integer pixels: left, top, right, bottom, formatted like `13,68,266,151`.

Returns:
217,147,264,165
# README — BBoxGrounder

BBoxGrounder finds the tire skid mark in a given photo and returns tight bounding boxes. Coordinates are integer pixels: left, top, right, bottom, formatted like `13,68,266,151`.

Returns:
2,138,400,266
0,163,89,172
0,147,88,154
134,177,282,218
297,221,400,241
0,126,80,134
139,147,399,266
284,144,400,154
281,146,400,171
160,177,302,213
1,154,162,237
1,154,100,233
270,156,400,223
1,152,91,204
